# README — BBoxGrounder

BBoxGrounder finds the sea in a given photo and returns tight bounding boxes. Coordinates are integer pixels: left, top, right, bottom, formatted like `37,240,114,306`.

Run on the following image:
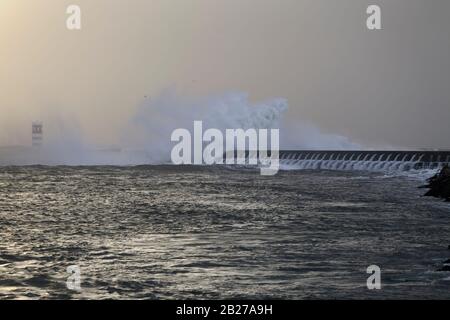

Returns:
0,165,449,299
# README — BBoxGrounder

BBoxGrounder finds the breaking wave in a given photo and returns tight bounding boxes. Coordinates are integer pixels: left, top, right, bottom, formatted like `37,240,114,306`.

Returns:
276,150,449,179
0,90,362,166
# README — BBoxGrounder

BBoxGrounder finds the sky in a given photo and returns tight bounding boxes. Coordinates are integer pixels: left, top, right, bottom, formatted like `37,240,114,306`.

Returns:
0,0,449,149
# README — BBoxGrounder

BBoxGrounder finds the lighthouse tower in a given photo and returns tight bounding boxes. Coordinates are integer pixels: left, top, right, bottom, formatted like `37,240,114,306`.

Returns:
32,122,43,147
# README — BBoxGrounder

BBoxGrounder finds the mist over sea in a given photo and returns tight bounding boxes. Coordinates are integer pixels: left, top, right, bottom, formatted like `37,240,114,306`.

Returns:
0,91,362,166
1,165,449,299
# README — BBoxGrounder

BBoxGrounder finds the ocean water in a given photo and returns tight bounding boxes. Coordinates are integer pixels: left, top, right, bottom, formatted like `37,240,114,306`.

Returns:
0,165,449,300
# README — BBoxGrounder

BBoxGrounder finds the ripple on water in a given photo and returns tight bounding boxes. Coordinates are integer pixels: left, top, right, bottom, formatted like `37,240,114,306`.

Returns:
0,166,450,299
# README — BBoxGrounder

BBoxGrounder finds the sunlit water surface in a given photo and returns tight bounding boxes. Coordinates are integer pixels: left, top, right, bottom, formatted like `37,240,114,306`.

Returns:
0,166,449,299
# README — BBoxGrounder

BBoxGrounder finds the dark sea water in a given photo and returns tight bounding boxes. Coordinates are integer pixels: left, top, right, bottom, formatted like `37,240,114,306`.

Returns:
0,165,450,300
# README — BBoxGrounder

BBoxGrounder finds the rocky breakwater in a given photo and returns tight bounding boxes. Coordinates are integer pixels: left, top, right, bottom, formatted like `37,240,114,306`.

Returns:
421,165,450,201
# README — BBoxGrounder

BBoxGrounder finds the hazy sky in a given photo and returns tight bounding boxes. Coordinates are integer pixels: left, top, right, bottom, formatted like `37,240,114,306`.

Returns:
1,0,449,149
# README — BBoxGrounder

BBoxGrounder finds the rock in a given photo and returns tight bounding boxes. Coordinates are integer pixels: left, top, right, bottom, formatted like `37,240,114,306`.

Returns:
437,265,450,272
421,165,450,201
